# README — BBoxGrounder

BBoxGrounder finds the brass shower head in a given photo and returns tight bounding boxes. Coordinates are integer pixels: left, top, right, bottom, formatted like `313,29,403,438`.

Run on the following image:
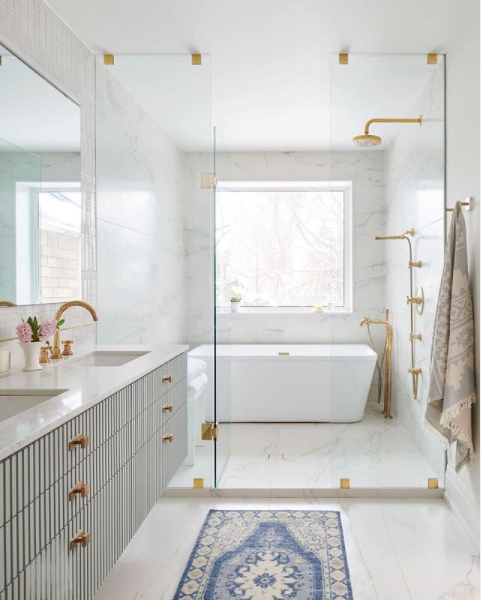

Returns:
353,117,422,148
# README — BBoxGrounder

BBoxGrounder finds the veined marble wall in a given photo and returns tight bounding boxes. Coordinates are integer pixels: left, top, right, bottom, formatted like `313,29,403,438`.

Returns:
96,63,186,344
385,61,446,478
0,0,96,367
186,151,387,355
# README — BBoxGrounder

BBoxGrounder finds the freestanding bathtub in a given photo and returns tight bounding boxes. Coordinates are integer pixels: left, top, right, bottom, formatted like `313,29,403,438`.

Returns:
189,344,377,423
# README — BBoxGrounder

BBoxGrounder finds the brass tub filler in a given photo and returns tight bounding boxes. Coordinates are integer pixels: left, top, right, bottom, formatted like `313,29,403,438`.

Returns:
375,229,423,399
360,310,393,419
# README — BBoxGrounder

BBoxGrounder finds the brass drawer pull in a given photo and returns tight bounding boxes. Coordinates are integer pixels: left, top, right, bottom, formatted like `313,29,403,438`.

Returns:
69,434,89,452
162,433,174,443
69,481,90,501
162,375,173,383
162,403,173,412
70,530,90,550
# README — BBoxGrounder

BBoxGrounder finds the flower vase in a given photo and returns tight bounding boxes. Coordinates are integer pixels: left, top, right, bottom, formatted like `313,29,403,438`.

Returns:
231,301,241,313
19,341,43,371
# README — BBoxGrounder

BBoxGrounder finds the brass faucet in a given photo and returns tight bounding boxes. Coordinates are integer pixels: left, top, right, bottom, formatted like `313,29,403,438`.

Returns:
51,301,99,359
0,301,17,307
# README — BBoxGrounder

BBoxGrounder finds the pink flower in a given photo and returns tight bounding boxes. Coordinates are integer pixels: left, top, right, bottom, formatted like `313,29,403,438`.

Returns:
38,318,58,341
16,321,33,343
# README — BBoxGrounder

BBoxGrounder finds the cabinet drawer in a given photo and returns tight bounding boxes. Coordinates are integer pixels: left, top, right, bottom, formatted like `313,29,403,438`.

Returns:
154,352,187,397
159,377,187,424
161,402,188,490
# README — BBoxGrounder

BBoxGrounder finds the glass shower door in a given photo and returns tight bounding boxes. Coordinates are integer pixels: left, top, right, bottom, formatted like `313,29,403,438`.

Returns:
213,127,233,487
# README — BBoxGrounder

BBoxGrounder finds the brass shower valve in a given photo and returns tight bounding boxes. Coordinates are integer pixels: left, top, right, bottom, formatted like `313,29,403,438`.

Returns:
407,296,423,305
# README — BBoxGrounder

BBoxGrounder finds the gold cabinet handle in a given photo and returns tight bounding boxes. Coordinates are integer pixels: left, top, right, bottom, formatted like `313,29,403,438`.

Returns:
70,530,90,550
68,481,90,501
162,404,173,412
69,434,89,452
162,375,173,383
162,433,174,443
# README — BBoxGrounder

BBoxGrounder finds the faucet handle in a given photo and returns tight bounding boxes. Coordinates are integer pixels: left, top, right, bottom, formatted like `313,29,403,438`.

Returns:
61,340,74,356
39,347,51,364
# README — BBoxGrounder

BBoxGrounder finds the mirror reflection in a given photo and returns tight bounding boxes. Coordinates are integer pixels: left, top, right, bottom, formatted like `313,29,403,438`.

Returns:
0,45,81,306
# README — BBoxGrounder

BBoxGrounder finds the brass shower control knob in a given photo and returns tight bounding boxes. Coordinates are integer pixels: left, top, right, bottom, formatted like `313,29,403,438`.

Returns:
162,433,174,443
70,530,90,550
69,434,89,451
69,481,90,501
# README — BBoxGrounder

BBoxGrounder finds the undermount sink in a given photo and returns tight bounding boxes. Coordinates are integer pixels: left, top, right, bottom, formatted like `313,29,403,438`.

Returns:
63,351,151,368
0,389,68,423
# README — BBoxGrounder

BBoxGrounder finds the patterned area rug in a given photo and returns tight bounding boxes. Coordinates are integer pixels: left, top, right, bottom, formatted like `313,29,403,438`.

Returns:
174,510,353,599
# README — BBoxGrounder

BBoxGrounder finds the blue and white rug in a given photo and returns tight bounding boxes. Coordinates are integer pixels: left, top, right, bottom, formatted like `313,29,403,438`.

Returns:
174,510,353,599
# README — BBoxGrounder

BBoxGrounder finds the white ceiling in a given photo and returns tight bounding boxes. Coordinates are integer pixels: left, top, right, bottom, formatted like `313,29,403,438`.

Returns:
0,46,80,153
46,0,478,152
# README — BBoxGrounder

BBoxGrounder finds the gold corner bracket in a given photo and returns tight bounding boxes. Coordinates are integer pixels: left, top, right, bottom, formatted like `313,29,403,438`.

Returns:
192,54,202,66
428,478,439,489
339,53,349,65
193,478,204,489
201,423,218,441
103,54,115,66
427,54,438,65
340,478,350,490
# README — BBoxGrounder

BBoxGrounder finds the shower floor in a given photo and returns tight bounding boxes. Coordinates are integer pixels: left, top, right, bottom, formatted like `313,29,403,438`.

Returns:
169,404,440,490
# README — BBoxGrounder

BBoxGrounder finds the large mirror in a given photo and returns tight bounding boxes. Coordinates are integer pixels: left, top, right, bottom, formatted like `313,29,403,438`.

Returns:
0,44,81,306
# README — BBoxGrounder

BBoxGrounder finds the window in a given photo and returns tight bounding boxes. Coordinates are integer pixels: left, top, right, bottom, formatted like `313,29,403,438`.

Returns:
216,181,353,311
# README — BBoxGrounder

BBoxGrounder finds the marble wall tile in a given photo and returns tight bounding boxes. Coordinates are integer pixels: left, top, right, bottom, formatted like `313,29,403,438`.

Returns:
95,63,186,345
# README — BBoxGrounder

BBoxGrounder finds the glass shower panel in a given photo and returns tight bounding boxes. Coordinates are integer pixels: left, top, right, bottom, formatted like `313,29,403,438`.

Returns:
213,128,233,487
95,54,213,489
329,53,446,490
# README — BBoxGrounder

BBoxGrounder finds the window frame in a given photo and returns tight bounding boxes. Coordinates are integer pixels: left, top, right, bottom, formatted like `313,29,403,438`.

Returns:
215,180,354,314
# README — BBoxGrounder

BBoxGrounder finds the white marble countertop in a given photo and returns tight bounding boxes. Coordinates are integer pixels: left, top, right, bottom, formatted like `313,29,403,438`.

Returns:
0,344,189,462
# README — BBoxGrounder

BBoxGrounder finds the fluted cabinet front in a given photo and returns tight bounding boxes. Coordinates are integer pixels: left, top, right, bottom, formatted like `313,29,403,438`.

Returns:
0,352,188,600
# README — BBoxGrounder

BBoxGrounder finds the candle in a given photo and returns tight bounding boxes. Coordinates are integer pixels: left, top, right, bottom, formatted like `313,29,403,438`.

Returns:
0,348,11,377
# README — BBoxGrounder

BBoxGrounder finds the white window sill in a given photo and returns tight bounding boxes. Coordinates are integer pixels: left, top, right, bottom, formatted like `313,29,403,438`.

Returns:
218,308,354,316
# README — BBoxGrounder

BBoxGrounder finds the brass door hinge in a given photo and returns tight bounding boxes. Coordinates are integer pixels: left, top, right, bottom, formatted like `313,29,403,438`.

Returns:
200,172,217,189
201,423,218,441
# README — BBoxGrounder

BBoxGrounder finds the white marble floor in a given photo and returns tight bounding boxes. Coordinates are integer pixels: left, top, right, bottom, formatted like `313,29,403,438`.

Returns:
93,496,479,600
217,405,439,489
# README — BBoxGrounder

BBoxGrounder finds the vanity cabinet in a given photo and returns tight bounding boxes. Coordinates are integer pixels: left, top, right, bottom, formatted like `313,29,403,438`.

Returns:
0,351,188,600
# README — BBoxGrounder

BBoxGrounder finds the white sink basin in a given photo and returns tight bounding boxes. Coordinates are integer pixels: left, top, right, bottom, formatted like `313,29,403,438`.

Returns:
0,389,68,423
62,351,150,368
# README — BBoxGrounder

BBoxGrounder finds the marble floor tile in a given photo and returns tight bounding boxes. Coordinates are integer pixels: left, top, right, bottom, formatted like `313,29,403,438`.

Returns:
93,497,479,600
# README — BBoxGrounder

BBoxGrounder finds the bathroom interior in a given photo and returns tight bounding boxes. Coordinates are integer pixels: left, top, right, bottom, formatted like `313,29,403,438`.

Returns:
0,1,480,599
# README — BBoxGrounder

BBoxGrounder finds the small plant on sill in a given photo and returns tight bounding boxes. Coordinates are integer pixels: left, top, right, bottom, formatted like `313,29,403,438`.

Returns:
230,295,242,313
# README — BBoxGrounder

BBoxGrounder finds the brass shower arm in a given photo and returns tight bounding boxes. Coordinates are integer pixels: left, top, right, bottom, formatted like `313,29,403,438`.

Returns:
375,228,415,241
364,117,422,135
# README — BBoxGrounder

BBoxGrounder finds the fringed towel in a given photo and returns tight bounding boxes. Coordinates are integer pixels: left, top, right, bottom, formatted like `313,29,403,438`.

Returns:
423,201,476,471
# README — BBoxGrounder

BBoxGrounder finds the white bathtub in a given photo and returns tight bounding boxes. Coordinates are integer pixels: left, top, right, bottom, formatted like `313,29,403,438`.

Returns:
189,344,377,423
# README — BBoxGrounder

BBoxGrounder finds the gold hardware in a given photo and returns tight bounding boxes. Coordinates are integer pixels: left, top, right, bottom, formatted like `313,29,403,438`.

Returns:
446,197,472,212
192,54,202,65
162,433,174,443
193,478,204,489
51,301,98,359
0,301,16,307
61,340,74,356
201,423,218,441
428,478,439,489
407,296,423,305
278,351,290,356
409,367,422,374
201,172,217,189
39,347,51,364
339,53,349,65
69,481,89,501
416,286,424,315
162,375,173,383
103,54,115,66
162,403,173,412
70,530,90,550
427,54,438,65
69,434,89,452
409,260,422,268
360,309,393,419
353,119,421,147
340,478,350,489
409,333,422,341
0,57,2,67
